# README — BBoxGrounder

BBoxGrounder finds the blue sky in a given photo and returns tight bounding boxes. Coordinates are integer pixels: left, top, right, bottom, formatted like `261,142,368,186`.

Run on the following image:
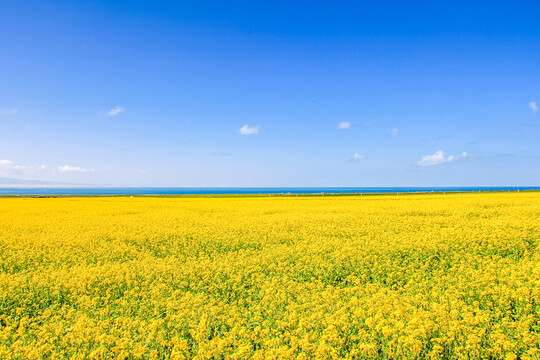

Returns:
1,1,539,186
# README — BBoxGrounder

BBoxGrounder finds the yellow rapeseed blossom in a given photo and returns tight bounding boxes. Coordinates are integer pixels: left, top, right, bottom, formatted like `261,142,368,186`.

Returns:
0,193,539,359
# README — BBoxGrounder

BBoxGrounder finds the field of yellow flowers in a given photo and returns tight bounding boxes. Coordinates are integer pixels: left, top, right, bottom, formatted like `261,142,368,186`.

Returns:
0,192,539,359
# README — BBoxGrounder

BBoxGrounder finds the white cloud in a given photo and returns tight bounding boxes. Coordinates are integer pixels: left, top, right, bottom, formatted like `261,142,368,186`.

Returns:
529,101,538,112
338,121,351,129
107,106,124,116
417,150,469,166
238,125,260,135
0,108,18,116
58,165,94,173
1,160,97,178
0,159,25,170
0,159,27,177
350,153,366,162
391,128,399,136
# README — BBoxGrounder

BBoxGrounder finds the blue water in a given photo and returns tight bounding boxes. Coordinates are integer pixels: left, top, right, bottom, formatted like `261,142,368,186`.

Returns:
0,186,538,195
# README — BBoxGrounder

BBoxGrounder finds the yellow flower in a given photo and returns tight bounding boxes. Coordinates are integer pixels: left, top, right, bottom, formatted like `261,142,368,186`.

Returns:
0,192,539,358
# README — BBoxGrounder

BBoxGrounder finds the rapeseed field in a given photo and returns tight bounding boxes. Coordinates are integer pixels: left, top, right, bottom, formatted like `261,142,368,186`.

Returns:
0,193,539,359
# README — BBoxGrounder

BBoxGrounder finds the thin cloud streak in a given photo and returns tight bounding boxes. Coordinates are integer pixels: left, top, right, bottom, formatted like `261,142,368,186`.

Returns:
0,108,18,116
107,106,124,116
349,153,366,162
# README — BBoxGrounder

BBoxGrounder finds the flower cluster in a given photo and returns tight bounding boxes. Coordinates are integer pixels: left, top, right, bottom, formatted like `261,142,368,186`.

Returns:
0,193,539,359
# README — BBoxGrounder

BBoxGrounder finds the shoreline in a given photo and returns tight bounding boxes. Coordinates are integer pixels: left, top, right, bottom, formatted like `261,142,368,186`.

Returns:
1,188,539,198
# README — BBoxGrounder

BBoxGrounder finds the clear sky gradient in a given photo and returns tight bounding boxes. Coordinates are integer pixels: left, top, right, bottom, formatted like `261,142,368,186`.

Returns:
1,1,539,186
